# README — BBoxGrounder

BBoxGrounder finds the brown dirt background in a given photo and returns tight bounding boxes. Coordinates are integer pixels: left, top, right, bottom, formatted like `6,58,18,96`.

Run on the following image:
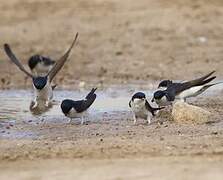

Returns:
0,0,223,179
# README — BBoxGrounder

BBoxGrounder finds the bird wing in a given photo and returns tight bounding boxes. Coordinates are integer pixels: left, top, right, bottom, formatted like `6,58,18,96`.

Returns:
4,44,33,78
179,71,216,91
145,100,165,116
48,33,78,82
73,97,96,113
85,88,97,99
73,88,97,113
166,71,216,96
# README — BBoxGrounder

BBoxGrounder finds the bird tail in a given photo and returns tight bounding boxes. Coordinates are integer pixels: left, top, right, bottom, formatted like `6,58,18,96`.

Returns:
182,71,216,90
82,88,97,111
195,76,216,86
203,81,223,89
85,88,97,100
196,70,216,81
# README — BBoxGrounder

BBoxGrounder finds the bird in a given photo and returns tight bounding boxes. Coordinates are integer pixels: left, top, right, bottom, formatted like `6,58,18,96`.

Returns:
157,71,215,89
152,71,221,106
61,88,97,124
28,55,55,77
129,92,164,125
4,33,78,114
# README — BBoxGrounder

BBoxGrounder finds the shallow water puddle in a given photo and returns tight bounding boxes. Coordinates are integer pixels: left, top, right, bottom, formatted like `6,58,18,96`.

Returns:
0,84,222,139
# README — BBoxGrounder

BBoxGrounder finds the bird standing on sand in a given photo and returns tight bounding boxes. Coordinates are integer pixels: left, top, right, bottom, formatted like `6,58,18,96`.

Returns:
152,71,221,106
129,92,164,125
61,88,97,124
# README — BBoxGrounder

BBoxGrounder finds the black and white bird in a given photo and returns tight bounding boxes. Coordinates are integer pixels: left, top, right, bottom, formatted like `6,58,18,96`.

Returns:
129,92,164,125
152,71,221,106
28,55,55,76
4,33,78,113
61,88,97,124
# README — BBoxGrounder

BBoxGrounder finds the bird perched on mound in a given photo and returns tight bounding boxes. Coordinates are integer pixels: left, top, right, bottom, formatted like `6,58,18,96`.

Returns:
61,88,97,124
129,92,164,125
152,71,221,106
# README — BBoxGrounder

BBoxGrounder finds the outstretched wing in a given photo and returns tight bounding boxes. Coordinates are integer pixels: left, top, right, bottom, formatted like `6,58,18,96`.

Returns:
48,33,78,82
4,44,33,78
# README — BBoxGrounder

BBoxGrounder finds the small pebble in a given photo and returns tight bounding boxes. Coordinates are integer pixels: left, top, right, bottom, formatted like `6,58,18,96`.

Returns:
160,137,164,141
211,131,218,135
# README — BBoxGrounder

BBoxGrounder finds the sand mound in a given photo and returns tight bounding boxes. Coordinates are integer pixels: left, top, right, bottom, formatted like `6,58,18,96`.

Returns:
172,101,212,124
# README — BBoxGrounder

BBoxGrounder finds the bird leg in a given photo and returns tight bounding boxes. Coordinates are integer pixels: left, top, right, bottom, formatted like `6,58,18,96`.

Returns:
45,98,50,107
133,115,137,125
32,99,38,109
68,118,72,124
81,116,85,125
147,115,151,125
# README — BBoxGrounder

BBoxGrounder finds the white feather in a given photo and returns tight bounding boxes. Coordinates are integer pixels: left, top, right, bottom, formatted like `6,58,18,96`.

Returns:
31,63,53,76
66,108,88,118
176,85,208,100
30,80,53,111
130,99,149,119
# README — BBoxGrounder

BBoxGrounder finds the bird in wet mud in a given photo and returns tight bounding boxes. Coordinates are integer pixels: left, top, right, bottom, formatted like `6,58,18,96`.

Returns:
129,92,165,125
3,33,78,114
61,88,97,125
152,71,222,106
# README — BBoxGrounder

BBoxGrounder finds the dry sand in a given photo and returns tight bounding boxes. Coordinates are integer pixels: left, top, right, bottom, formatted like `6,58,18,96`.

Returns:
0,0,223,179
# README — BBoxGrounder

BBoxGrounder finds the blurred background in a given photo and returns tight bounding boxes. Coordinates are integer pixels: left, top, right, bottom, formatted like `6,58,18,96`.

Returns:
0,0,223,89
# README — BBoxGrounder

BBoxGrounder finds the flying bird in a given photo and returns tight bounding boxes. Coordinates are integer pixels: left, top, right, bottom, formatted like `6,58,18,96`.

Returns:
61,88,97,124
152,71,220,106
129,92,164,125
4,33,78,113
28,55,55,76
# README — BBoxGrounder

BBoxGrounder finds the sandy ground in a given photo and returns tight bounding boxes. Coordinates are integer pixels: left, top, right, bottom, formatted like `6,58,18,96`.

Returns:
0,0,223,179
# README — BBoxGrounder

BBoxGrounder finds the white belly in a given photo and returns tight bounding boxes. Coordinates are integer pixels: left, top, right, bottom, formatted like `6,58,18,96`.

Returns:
67,108,88,118
34,82,53,102
130,100,148,119
176,86,205,100
32,64,53,76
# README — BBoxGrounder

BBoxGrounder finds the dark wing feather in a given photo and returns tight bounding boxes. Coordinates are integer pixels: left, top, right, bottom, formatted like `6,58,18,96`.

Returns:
179,71,216,91
48,33,78,82
85,88,97,99
166,71,216,96
73,88,97,113
145,100,165,116
129,100,132,108
4,44,33,78
73,96,96,113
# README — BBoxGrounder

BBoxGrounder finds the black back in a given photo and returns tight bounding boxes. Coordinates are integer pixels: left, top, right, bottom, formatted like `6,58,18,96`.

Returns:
28,55,55,70
61,88,97,114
